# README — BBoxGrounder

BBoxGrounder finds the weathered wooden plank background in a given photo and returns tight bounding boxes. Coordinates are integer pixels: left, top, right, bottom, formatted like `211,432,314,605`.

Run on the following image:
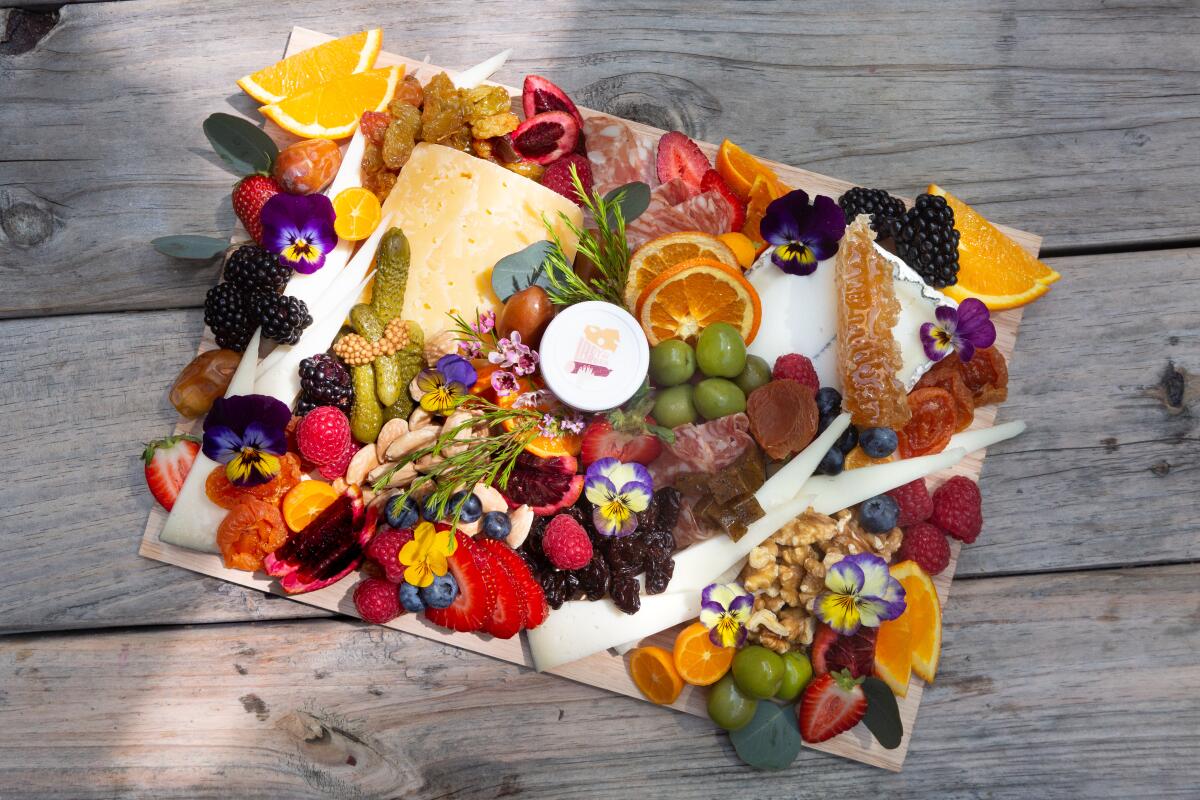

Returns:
1,0,1198,796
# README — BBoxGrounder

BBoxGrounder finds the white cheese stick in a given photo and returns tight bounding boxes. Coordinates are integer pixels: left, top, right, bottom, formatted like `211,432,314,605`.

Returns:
754,413,850,511
949,420,1026,454
452,50,512,89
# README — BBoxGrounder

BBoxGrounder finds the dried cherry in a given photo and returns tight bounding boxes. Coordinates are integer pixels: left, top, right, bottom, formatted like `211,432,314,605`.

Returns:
897,388,957,458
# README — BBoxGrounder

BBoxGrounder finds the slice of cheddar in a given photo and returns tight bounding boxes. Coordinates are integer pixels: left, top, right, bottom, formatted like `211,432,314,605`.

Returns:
381,143,583,336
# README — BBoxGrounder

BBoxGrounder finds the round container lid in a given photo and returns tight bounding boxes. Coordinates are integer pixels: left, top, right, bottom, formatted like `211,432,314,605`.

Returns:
538,301,649,412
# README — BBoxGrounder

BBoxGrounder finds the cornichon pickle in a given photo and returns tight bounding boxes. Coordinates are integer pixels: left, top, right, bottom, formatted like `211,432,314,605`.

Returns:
350,362,383,443
371,228,411,322
350,304,402,408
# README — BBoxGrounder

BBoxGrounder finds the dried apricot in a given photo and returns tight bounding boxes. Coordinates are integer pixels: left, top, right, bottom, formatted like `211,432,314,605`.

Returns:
915,360,975,432
897,388,956,458
747,379,817,460
960,346,1009,407
205,452,302,510
217,495,288,572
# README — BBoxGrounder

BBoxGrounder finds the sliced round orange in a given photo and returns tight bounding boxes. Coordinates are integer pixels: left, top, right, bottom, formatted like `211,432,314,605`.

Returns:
625,231,739,309
281,480,341,532
260,65,402,140
716,139,785,202
636,257,762,345
874,608,913,697
926,183,1060,310
333,187,382,241
673,621,735,686
238,29,383,105
890,560,942,683
629,645,684,705
740,174,789,255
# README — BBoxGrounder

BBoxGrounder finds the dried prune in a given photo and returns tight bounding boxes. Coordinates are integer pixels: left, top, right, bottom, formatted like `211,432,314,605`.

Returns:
610,572,642,615
607,536,647,574
644,558,674,595
575,555,611,601
540,570,568,609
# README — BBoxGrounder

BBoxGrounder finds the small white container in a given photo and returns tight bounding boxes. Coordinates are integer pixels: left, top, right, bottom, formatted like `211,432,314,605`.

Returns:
538,301,649,412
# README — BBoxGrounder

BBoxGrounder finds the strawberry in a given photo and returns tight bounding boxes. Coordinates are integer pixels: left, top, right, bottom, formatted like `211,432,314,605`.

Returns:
579,412,663,468
232,174,281,245
474,538,549,629
424,532,495,633
656,131,711,192
700,169,747,232
798,669,868,743
142,434,201,511
473,545,524,639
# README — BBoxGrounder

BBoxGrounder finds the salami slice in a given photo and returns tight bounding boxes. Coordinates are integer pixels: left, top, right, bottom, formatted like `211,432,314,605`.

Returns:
673,189,734,237
583,114,656,195
649,414,753,487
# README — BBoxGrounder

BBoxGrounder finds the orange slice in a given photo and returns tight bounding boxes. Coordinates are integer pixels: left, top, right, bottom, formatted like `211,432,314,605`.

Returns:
740,175,789,255
629,645,684,704
716,139,786,202
636,257,762,346
926,183,1060,310
717,232,756,269
496,378,582,458
333,187,382,241
843,446,894,471
874,608,913,697
673,621,735,686
281,480,341,532
890,560,942,683
238,29,383,105
625,231,740,309
260,66,402,140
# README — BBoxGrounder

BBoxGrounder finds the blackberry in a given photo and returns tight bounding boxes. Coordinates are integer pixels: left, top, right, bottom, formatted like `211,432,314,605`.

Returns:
223,245,292,296
838,187,906,238
894,193,960,288
297,354,354,416
203,282,255,351
253,292,313,345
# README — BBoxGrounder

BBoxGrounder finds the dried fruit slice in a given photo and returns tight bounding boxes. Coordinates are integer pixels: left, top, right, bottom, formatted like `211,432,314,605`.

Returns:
625,231,740,309
656,131,711,192
238,29,383,105
217,496,288,572
205,453,302,510
715,139,785,201
747,379,818,460
636,257,762,345
914,359,975,432
511,111,580,165
897,387,956,458
260,66,403,140
700,169,746,232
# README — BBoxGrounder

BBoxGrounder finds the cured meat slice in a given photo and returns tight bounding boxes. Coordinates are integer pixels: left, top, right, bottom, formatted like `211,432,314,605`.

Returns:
583,113,656,195
650,413,753,488
626,187,735,250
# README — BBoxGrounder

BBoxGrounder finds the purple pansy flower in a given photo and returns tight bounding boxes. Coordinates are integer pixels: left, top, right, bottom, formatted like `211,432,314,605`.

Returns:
760,189,846,276
814,553,906,635
260,193,338,274
201,394,291,486
583,457,653,537
699,582,753,648
415,354,478,415
920,298,996,363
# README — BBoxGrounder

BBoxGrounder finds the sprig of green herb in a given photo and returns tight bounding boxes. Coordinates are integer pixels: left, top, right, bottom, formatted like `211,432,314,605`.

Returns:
541,164,633,309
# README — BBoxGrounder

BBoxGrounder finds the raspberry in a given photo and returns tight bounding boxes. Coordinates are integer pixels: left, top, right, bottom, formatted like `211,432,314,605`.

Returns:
897,523,951,575
930,476,983,543
886,479,933,527
541,513,593,570
353,577,402,624
297,406,351,465
772,354,819,391
365,528,414,583
318,438,357,480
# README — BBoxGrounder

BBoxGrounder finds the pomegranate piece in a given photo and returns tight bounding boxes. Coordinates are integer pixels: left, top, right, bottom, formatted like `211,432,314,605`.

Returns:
511,111,581,165
523,75,584,129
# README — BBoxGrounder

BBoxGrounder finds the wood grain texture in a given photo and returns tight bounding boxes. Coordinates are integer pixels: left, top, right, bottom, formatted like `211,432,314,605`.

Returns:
3,0,1199,317
2,563,1197,798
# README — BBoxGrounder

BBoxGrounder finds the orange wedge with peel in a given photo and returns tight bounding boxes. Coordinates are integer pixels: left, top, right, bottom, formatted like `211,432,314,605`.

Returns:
281,480,341,532
926,183,1060,310
333,187,382,241
625,231,740,309
873,607,913,697
238,29,383,105
717,232,757,269
741,174,789,256
496,378,582,459
629,645,684,705
716,139,786,202
889,560,942,683
261,65,402,139
636,257,762,346
673,621,735,686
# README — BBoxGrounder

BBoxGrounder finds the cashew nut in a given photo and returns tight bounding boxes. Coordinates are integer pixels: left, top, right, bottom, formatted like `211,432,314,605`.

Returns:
345,445,380,487
385,426,440,461
506,504,534,549
375,418,410,462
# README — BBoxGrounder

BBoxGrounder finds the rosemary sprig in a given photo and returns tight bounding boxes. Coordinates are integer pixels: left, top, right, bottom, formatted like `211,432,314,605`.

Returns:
542,164,632,309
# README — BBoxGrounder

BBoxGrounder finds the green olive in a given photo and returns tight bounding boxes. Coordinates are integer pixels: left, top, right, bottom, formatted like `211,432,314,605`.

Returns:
696,322,747,378
652,385,699,429
648,339,696,387
734,354,771,395
693,378,747,420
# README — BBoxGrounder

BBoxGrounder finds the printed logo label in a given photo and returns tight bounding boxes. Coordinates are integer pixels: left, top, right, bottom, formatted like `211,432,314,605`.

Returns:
568,325,621,378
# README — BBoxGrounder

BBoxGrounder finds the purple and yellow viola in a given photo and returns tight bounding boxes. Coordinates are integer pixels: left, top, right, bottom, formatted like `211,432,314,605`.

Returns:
813,553,906,635
201,394,291,487
761,189,846,276
920,297,996,363
415,354,478,415
260,193,338,273
699,582,753,648
584,457,653,537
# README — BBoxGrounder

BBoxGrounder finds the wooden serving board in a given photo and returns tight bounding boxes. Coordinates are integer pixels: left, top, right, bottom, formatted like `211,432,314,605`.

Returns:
140,26,1042,772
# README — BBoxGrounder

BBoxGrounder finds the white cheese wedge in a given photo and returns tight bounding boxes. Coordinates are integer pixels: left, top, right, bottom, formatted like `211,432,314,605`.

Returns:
159,329,261,553
387,143,583,335
754,412,850,511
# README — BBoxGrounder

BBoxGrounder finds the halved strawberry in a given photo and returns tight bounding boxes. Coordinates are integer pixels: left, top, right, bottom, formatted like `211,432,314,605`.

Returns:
473,544,523,639
656,131,711,192
798,669,868,743
424,532,494,633
474,538,549,630
810,623,877,678
142,434,200,511
579,416,663,467
700,169,747,232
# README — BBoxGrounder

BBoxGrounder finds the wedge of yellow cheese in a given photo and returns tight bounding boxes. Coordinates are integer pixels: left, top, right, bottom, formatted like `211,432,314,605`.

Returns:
381,143,583,336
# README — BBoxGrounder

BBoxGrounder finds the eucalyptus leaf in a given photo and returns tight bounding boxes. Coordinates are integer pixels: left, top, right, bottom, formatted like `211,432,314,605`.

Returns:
490,240,555,301
151,235,229,261
861,676,904,749
203,113,278,175
728,700,802,771
603,181,651,226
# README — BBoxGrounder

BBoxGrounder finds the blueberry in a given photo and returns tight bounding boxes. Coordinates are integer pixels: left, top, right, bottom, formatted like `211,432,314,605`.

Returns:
448,490,483,523
859,427,898,459
835,425,858,455
817,446,844,476
398,582,425,613
815,387,843,417
421,494,445,522
419,573,459,609
384,495,420,529
481,511,512,540
858,494,900,533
